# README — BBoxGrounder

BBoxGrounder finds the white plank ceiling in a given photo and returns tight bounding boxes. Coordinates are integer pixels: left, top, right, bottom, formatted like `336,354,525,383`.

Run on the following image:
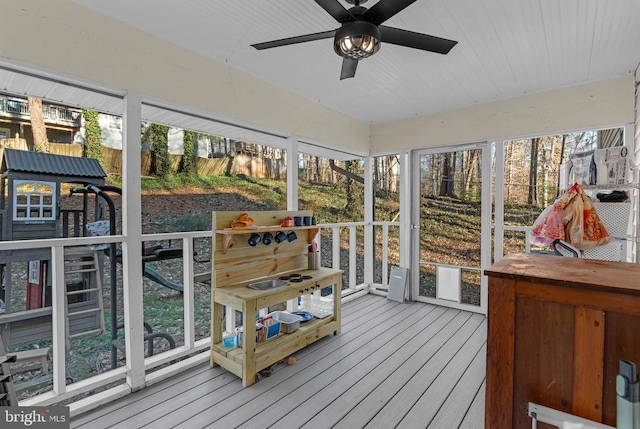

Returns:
71,0,640,124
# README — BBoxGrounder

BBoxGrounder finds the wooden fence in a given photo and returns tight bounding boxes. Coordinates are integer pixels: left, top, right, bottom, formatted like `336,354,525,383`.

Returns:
103,148,284,179
197,157,229,176
49,142,83,157
1,139,83,165
102,146,153,176
0,142,285,179
0,138,28,165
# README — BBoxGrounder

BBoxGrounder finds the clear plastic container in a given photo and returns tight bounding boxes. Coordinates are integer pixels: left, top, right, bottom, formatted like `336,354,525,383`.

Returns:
270,311,302,334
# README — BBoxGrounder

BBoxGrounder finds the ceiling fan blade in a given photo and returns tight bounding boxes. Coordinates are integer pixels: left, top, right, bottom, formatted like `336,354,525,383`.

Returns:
364,0,418,25
340,58,358,80
379,26,458,54
315,0,355,23
251,30,336,50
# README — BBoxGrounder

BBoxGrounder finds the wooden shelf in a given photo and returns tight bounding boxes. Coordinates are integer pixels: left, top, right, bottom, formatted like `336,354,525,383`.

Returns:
213,318,340,374
215,225,319,253
212,317,337,370
215,225,320,235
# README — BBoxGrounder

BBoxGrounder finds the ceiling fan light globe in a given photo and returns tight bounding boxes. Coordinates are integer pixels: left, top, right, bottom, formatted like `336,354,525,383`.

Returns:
341,37,354,51
334,21,381,60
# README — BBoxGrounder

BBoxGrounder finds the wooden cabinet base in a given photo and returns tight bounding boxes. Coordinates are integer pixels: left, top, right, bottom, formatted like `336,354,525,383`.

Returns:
485,253,640,428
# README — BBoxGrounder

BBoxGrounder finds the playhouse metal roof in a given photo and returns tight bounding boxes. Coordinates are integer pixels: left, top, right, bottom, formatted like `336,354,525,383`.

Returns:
1,148,106,179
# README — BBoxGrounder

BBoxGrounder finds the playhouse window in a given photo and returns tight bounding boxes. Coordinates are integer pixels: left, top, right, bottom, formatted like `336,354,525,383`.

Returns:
13,180,56,221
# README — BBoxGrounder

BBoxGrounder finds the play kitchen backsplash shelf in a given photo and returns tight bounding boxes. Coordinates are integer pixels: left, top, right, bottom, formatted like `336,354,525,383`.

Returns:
214,218,319,254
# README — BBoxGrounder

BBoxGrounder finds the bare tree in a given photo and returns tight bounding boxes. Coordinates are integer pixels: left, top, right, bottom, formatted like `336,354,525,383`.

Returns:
430,155,439,196
528,138,540,206
504,143,513,201
439,152,457,197
387,156,399,193
555,134,567,198
28,97,49,152
463,150,479,198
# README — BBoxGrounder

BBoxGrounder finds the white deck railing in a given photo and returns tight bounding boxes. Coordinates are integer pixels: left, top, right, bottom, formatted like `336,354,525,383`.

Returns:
0,221,399,411
502,225,533,254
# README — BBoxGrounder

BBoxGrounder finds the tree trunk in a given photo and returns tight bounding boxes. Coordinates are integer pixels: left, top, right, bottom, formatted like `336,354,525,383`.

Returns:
463,150,479,198
504,144,512,201
145,124,170,178
528,138,540,206
182,130,196,176
431,156,439,196
555,134,567,198
82,109,103,165
439,154,448,196
373,157,380,191
28,97,49,152
388,156,398,193
439,152,457,197
449,152,457,197
345,160,355,218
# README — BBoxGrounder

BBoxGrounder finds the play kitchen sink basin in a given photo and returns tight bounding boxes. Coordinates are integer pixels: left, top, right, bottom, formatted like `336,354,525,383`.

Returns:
247,279,287,290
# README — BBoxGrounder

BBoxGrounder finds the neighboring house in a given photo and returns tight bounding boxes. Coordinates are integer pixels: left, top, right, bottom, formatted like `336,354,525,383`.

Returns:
82,113,214,158
0,95,288,180
0,94,82,147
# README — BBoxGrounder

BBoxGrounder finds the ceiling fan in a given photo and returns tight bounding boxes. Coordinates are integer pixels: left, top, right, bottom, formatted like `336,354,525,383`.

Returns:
251,0,458,80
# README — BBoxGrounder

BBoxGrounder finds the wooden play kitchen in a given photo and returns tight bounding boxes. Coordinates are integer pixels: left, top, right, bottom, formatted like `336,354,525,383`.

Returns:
209,210,342,387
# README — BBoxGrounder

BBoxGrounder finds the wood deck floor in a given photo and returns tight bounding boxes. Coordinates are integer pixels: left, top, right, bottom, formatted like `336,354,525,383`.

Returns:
71,294,487,429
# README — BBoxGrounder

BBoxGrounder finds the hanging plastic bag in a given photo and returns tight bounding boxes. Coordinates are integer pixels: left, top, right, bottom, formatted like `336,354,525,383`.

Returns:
565,186,609,250
530,183,580,246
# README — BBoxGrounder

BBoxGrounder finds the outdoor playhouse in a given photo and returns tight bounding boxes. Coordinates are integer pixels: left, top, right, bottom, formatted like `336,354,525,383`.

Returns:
0,148,107,349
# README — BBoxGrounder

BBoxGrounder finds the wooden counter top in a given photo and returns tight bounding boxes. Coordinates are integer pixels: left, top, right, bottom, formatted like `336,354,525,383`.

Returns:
211,266,342,387
485,252,640,296
215,268,342,301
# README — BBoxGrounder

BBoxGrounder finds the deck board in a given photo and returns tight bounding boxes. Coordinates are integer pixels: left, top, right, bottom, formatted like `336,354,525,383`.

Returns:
460,381,486,429
71,365,215,427
234,305,447,429
301,307,458,429
179,302,428,429
340,313,485,429
71,295,486,429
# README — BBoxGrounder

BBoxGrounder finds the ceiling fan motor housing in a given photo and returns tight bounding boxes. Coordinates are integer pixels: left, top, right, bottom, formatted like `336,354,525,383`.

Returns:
334,20,381,60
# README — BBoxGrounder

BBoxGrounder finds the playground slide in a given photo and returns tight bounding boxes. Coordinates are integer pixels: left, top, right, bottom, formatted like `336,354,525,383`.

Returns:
143,266,183,293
